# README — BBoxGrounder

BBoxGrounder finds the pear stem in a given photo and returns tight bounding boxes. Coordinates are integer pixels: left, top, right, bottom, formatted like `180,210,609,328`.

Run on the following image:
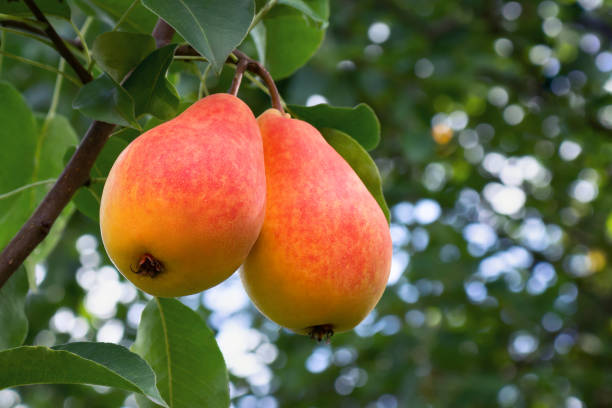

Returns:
229,58,249,96
232,49,285,114
176,45,285,114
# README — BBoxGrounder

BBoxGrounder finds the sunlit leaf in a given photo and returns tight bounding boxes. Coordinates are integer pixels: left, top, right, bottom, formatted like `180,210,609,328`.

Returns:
132,298,229,408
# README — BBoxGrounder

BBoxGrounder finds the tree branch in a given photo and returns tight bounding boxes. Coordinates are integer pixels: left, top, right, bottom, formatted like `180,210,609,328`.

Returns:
22,0,92,84
0,19,176,289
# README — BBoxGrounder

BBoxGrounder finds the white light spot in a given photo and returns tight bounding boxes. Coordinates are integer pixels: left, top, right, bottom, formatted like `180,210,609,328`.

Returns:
488,86,509,107
538,1,559,18
393,202,414,225
306,347,332,373
542,17,562,37
388,251,409,285
96,319,124,343
529,45,552,65
413,199,441,224
494,38,513,57
368,22,390,44
306,94,328,107
503,104,525,125
580,34,600,54
570,179,598,203
502,2,522,20
483,182,526,215
415,58,434,78
465,281,487,303
509,331,538,359
76,234,97,253
596,51,612,72
498,385,519,406
578,0,602,11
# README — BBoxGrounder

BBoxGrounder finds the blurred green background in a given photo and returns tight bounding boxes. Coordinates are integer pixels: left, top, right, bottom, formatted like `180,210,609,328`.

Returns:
3,0,612,407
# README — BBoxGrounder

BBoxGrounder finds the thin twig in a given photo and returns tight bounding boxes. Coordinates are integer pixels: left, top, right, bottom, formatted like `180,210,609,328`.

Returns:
22,0,92,84
0,179,57,201
0,19,176,289
0,49,80,86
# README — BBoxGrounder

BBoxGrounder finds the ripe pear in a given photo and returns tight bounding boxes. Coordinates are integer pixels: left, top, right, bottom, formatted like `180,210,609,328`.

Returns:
241,109,392,339
100,94,266,297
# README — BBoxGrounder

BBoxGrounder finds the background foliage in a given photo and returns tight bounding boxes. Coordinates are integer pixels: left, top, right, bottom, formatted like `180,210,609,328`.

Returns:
2,0,612,407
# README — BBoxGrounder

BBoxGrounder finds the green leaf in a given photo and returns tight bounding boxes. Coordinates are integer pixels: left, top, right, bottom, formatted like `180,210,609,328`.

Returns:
73,73,140,129
21,115,79,283
124,45,180,120
73,0,158,33
0,268,28,350
132,298,229,408
66,137,129,221
92,32,157,82
321,128,390,223
0,343,167,407
0,82,39,250
253,3,326,79
142,0,254,73
0,0,71,19
277,0,329,23
288,103,381,150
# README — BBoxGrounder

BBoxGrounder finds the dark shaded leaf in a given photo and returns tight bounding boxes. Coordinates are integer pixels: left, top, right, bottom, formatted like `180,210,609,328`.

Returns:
321,128,390,223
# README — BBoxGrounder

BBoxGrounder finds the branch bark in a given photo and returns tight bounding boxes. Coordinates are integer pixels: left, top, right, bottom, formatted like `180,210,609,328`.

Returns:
0,18,176,289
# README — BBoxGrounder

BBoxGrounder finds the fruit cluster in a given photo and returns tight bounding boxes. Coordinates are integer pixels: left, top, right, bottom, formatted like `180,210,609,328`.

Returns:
100,94,391,339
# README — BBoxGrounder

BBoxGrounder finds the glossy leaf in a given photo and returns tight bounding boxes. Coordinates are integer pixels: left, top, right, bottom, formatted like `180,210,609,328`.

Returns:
288,103,381,150
253,3,326,79
92,32,156,82
124,45,180,120
73,73,140,129
21,115,79,281
0,268,28,350
132,298,229,408
0,0,70,18
73,0,158,33
0,343,167,406
142,0,254,73
0,82,39,250
321,128,390,223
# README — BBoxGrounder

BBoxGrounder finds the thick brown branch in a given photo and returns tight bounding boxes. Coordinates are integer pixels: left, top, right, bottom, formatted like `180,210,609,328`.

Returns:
0,19,176,289
22,0,92,84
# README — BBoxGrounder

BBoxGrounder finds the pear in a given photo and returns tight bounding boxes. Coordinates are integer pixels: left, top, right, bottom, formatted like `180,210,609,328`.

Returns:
241,109,392,340
100,94,266,297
